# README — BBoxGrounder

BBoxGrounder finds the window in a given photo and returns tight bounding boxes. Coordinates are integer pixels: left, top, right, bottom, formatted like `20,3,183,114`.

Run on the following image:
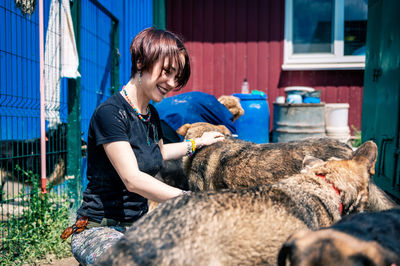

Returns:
283,0,368,70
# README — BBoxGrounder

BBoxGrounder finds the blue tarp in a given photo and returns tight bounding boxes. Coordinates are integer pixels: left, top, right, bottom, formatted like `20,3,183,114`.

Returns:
154,91,237,135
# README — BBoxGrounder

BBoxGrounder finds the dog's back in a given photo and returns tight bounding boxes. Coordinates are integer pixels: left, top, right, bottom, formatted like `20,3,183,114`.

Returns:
184,137,353,191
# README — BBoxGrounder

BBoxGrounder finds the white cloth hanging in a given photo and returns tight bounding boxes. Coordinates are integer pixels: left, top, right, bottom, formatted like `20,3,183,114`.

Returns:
45,0,80,128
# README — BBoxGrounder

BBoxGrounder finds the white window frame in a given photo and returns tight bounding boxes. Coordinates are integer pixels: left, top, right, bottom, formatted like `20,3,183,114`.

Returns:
282,0,366,70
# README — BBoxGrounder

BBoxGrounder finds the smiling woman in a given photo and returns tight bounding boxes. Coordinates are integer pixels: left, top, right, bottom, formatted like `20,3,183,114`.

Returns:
68,28,225,265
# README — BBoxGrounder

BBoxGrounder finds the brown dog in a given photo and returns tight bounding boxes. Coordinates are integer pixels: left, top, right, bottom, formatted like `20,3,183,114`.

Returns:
173,122,397,212
176,122,232,139
217,95,245,122
97,141,378,266
278,208,400,266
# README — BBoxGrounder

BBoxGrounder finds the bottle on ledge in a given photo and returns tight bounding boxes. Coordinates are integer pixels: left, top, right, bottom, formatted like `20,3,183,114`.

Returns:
241,78,249,94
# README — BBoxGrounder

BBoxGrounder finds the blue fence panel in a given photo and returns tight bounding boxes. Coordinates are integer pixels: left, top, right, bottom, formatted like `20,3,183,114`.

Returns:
119,0,153,86
79,0,153,189
0,0,69,140
1,0,155,190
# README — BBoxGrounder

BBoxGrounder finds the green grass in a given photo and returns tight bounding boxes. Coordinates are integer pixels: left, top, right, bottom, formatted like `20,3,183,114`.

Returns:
0,169,73,265
351,125,362,148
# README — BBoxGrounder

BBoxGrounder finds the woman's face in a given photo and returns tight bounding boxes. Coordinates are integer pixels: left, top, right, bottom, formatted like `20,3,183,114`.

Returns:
140,55,184,103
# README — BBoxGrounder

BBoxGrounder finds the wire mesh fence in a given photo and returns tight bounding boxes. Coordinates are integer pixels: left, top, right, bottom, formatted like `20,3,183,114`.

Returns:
0,0,79,259
1,0,152,262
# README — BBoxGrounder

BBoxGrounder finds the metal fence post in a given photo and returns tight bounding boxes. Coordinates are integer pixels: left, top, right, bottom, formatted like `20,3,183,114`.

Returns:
67,0,82,210
153,0,166,30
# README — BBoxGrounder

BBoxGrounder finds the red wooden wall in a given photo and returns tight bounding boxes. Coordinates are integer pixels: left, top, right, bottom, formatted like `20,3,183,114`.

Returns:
166,0,364,132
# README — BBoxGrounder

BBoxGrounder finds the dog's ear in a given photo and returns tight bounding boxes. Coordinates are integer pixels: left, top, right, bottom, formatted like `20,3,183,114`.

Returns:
216,125,232,136
352,141,378,175
301,155,324,173
302,155,324,168
277,229,311,266
176,124,192,137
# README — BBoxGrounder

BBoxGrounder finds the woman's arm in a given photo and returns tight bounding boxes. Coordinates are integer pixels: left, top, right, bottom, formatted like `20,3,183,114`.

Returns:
103,141,183,202
159,131,225,161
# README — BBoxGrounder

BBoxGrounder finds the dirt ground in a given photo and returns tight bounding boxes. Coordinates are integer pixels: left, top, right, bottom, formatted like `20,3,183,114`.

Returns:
40,257,79,266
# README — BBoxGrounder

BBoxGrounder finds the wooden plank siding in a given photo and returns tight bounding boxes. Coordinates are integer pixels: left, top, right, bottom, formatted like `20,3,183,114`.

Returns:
166,0,363,133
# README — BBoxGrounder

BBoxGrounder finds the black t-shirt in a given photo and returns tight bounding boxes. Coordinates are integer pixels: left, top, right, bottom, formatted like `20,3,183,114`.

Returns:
77,92,163,223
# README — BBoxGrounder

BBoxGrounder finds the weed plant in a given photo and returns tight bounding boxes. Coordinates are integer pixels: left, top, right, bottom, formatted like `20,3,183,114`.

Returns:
0,167,72,265
351,125,362,148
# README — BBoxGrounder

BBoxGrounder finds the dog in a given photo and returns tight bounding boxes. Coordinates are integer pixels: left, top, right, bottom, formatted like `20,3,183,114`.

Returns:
178,122,355,192
173,122,398,212
97,141,378,266
0,123,87,201
278,208,400,266
217,95,245,122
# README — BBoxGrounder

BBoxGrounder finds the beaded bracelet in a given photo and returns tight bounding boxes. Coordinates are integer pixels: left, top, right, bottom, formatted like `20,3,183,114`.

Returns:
185,139,196,157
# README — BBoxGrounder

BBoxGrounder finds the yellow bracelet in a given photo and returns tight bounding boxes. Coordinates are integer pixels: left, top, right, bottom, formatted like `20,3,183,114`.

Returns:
185,139,196,156
189,139,196,153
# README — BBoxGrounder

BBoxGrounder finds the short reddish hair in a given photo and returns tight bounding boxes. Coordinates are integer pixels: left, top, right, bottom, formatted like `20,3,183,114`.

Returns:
130,28,190,90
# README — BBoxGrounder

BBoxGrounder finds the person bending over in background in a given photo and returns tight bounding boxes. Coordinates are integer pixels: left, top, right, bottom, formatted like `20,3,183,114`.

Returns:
68,27,225,265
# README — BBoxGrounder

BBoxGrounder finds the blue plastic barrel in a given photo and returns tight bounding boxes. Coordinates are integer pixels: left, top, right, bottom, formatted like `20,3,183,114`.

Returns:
232,93,270,143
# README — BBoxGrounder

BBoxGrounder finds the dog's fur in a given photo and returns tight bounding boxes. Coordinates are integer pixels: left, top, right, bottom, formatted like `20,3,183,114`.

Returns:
217,95,244,122
176,122,232,139
178,123,354,192
173,122,398,212
278,208,400,266
97,141,378,266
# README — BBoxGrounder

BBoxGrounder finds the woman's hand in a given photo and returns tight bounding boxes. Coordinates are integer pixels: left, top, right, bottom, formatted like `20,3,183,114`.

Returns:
160,131,225,161
195,131,225,148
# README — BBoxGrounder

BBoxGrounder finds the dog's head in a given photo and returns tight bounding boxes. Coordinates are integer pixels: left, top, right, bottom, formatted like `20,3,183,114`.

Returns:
217,95,244,122
278,228,400,266
300,141,378,214
176,122,232,140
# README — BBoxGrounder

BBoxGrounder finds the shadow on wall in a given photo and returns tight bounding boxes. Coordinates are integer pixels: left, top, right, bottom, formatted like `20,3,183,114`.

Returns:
278,70,364,88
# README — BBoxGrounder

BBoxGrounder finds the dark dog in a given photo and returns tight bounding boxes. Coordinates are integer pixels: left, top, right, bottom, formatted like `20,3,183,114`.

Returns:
278,208,400,266
0,123,87,201
97,141,377,265
174,122,397,212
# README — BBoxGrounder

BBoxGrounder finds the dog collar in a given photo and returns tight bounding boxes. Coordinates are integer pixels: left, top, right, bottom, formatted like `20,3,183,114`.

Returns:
316,174,343,215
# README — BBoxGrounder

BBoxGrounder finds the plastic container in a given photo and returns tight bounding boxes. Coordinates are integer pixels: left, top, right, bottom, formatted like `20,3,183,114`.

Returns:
232,93,269,143
325,103,350,143
303,90,321,103
284,86,314,95
303,97,321,103
241,78,249,94
287,94,302,104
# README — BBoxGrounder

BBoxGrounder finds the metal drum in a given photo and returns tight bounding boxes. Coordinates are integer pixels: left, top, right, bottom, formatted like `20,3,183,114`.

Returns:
272,103,326,143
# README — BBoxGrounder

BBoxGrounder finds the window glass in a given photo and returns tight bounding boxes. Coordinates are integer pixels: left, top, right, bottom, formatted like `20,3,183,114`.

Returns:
293,0,333,54
344,0,368,55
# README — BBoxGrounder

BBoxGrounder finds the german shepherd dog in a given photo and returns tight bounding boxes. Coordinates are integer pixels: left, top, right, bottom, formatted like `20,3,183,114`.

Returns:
97,141,378,266
173,122,397,211
278,208,400,266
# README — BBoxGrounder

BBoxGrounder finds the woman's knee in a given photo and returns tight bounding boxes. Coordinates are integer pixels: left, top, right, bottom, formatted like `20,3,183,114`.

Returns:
71,227,125,265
